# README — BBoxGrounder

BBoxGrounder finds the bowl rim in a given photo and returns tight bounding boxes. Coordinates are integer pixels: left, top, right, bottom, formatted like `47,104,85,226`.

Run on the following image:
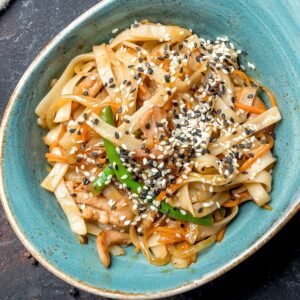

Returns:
0,0,299,298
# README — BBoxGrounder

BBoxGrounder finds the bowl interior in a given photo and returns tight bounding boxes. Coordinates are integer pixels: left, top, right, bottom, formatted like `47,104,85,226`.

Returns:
1,0,300,297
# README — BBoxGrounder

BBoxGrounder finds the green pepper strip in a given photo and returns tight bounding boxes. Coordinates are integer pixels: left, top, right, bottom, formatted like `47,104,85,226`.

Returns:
98,106,214,226
91,166,114,195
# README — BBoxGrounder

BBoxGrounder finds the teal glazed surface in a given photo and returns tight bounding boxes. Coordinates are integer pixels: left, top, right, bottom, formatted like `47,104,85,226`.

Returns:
1,0,300,298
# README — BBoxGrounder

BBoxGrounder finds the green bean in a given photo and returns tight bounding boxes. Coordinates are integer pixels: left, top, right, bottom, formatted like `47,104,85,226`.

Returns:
99,106,213,226
91,166,114,195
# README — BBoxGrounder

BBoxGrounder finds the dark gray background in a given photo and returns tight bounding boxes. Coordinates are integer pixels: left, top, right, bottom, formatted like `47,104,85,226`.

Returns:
0,0,299,299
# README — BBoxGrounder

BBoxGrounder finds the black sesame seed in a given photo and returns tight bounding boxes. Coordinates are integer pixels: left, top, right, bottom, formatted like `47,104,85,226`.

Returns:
247,94,254,99
83,178,90,185
109,77,114,83
117,107,122,113
69,128,76,133
147,68,154,75
130,88,137,93
83,113,87,120
145,122,151,129
109,83,116,88
197,207,203,213
70,193,77,197
127,64,134,68
136,46,141,51
115,132,120,139
82,90,89,96
93,118,99,125
137,67,144,73
164,74,171,83
249,152,255,158
125,130,129,135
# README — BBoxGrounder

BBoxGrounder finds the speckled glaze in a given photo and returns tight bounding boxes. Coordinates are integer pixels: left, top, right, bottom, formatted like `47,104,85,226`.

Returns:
0,0,299,298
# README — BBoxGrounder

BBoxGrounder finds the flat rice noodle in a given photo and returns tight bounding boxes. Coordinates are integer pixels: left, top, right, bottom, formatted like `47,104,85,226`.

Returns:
209,107,281,155
93,44,121,100
87,112,143,150
189,187,212,203
46,94,102,129
54,63,95,123
54,180,87,235
110,24,191,48
217,71,235,107
41,147,69,192
171,256,190,268
171,235,216,259
117,87,169,134
193,191,230,218
214,97,241,123
43,123,63,146
197,206,239,240
175,184,196,216
35,53,95,120
236,87,257,122
151,245,168,259
86,222,103,236
245,182,270,206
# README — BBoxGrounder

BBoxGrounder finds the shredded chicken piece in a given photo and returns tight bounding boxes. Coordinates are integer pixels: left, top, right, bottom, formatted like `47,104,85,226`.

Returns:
96,230,131,267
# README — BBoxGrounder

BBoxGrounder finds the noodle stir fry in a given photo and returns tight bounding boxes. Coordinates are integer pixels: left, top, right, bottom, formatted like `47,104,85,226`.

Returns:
36,22,281,268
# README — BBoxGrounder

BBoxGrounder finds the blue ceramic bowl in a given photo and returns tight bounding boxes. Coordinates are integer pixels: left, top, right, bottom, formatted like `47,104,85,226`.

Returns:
1,0,300,298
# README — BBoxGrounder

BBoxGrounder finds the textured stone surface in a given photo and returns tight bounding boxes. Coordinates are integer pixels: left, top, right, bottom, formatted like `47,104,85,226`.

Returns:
0,0,299,299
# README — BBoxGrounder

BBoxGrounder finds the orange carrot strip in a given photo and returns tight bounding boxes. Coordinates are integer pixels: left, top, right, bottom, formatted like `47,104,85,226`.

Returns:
251,79,278,107
263,204,273,211
234,101,265,114
216,227,226,242
232,70,251,86
162,59,170,71
239,142,273,173
223,198,240,208
45,153,69,163
156,182,183,201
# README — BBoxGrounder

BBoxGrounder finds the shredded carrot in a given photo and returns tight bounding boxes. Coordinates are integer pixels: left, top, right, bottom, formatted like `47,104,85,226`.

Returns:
263,204,273,211
251,79,278,107
232,70,251,86
138,83,151,100
45,153,69,163
134,245,140,253
184,99,192,110
92,102,119,115
49,141,58,152
216,227,226,242
223,198,240,208
253,96,268,111
156,181,183,201
162,59,170,71
238,191,251,200
234,101,265,114
239,142,274,173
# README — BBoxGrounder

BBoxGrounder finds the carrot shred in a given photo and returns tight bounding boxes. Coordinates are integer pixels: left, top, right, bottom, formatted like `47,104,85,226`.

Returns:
45,153,69,163
263,204,273,211
223,198,240,208
238,191,251,200
251,79,278,107
162,59,170,71
234,101,265,114
232,70,251,86
216,227,226,242
184,99,192,110
156,182,183,201
239,142,274,173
